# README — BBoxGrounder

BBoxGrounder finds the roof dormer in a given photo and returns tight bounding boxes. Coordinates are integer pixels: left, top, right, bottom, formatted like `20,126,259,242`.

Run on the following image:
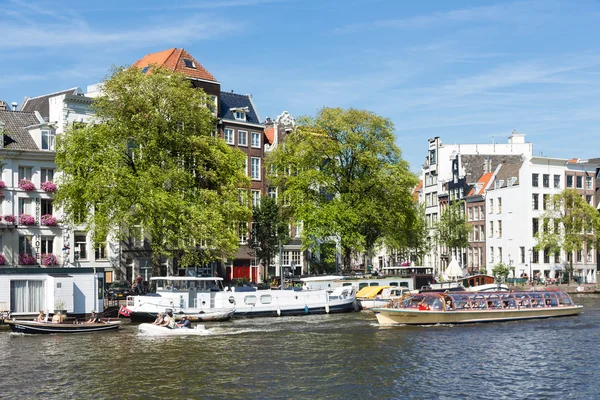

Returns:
230,106,249,122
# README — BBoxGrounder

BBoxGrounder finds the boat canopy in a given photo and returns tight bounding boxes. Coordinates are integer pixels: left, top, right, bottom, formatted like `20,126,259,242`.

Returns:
151,277,223,292
356,286,390,298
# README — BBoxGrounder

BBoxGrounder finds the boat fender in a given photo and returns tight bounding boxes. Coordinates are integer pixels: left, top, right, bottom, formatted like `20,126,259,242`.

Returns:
325,304,330,314
304,305,309,314
277,306,281,316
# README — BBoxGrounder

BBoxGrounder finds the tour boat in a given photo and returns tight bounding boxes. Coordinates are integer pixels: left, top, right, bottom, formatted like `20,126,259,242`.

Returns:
5,319,121,334
355,286,413,310
123,276,357,322
138,323,211,336
372,290,583,325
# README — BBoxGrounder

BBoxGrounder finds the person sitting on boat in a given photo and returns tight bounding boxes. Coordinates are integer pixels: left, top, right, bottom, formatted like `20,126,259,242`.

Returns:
86,311,100,324
176,316,191,329
36,310,46,322
152,313,164,325
159,309,176,329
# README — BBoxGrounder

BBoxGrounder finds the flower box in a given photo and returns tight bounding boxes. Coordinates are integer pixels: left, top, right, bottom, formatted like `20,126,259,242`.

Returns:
19,253,36,265
41,253,58,266
0,254,5,265
18,179,36,191
19,214,36,225
3,215,16,224
41,214,58,226
41,181,57,192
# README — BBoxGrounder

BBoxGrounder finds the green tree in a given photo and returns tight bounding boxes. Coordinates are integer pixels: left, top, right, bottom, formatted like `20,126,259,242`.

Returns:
248,196,289,282
55,66,251,275
491,262,511,283
385,202,430,265
435,200,469,263
536,188,600,283
267,107,418,272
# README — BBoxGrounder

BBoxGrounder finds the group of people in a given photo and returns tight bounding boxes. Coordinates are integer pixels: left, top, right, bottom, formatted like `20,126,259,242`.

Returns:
35,310,101,324
151,309,191,329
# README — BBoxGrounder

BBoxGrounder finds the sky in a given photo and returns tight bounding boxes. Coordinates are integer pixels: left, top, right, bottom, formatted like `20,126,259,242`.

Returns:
2,0,600,172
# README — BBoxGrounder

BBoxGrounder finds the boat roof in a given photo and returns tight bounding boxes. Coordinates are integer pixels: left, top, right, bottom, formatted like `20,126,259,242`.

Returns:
150,276,223,281
356,286,390,298
300,275,344,282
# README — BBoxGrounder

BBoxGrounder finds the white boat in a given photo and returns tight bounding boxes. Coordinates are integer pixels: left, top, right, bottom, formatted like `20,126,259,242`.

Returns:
355,286,413,310
123,276,357,322
372,290,583,326
301,275,416,292
175,308,235,322
138,323,211,336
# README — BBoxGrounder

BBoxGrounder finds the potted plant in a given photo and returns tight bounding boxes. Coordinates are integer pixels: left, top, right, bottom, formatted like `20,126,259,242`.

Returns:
41,253,58,266
19,214,36,225
41,181,57,192
18,179,36,191
18,253,36,265
41,214,58,226
3,215,16,224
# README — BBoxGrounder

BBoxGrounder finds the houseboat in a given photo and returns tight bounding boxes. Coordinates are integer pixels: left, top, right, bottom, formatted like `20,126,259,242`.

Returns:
355,286,413,310
123,276,358,322
372,290,583,325
301,275,417,292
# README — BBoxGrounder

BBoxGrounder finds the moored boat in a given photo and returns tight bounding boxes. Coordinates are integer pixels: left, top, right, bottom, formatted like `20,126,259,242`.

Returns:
5,319,121,334
355,286,412,310
372,290,583,325
124,276,357,322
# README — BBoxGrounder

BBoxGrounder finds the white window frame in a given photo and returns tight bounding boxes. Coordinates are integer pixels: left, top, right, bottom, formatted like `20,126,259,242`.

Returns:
234,111,246,121
18,166,33,181
251,132,261,148
251,190,261,208
238,130,248,147
251,157,261,180
41,130,56,151
18,198,34,216
224,128,234,145
41,168,54,183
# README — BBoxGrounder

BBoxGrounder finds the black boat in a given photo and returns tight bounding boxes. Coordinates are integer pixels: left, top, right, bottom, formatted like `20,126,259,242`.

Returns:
5,319,121,334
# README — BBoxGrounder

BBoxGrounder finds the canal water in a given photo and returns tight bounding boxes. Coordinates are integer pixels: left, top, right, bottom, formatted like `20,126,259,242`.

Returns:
1,294,599,400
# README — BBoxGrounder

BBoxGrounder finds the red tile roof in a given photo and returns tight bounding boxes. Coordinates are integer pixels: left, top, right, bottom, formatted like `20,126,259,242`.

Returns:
132,48,217,82
264,126,275,145
412,180,423,202
468,172,494,195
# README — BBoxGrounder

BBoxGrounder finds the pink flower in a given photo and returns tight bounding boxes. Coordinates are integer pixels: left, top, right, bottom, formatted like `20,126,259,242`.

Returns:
41,214,58,226
19,253,36,265
0,181,5,189
19,214,36,225
3,215,16,224
0,254,5,265
41,253,58,266
41,181,57,192
18,179,36,191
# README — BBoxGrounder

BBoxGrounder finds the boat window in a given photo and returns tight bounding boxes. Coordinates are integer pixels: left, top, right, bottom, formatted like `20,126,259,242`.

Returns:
244,296,257,306
342,283,353,287
359,283,369,290
389,282,398,287
228,296,235,305
369,283,380,286
557,293,573,306
260,295,272,304
399,282,409,288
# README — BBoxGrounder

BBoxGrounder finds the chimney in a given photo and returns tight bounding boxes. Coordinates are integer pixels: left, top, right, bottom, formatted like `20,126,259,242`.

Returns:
11,102,17,111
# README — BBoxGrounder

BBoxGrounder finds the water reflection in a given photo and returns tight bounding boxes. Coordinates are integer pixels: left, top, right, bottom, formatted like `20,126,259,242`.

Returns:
1,295,599,399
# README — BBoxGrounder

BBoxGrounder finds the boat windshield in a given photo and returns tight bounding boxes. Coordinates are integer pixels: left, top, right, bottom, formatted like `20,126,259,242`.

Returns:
154,279,223,292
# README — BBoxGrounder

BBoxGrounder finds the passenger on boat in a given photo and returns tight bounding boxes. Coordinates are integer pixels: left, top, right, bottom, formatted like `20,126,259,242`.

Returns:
176,316,191,328
160,309,176,329
86,311,100,324
152,313,164,325
36,310,45,322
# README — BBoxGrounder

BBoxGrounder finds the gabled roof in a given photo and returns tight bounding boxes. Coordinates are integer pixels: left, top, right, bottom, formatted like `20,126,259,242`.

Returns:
413,180,423,201
0,110,42,151
264,126,275,145
20,88,81,120
467,172,493,196
489,161,522,190
219,91,262,126
133,48,217,82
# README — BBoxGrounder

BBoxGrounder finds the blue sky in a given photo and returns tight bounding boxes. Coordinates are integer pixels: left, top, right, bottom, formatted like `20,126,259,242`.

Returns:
2,0,600,172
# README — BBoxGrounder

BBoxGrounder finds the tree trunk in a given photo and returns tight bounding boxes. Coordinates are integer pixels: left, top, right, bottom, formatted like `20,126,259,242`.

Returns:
343,246,352,273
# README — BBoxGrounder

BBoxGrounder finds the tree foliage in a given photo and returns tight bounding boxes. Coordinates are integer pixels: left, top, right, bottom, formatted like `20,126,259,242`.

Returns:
536,188,600,280
266,107,418,271
435,200,469,253
247,196,289,281
54,66,251,273
385,202,430,265
491,262,511,282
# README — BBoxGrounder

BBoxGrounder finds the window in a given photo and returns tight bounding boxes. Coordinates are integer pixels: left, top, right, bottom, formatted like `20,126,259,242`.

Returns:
238,130,248,147
10,280,44,313
586,176,593,190
251,190,261,208
479,225,484,242
554,175,560,188
268,186,277,199
567,175,573,188
19,235,34,256
490,247,494,263
234,111,246,121
41,130,56,151
18,198,34,216
520,247,525,264
224,128,234,145
489,198,493,214
41,199,53,216
497,198,502,213
532,250,539,264
251,157,261,180
282,251,289,266
18,166,33,181
75,233,88,260
238,189,248,205
576,176,583,188
498,221,502,238
95,240,107,260
532,194,539,210
291,251,301,267
489,221,494,237
429,149,437,165
41,236,54,255
498,247,502,262
532,218,539,235
468,207,473,221
543,174,549,188
587,195,593,205
183,58,196,68
251,132,261,148
238,222,248,244
544,248,550,264
576,249,582,263
532,173,539,187
474,206,479,221
41,168,54,183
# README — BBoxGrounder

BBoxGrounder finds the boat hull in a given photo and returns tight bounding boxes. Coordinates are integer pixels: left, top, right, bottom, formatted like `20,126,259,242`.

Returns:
129,309,235,323
138,323,211,336
5,320,121,334
373,306,584,325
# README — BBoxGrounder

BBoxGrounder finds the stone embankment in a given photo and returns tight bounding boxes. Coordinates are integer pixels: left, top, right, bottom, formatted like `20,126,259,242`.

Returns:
508,283,599,294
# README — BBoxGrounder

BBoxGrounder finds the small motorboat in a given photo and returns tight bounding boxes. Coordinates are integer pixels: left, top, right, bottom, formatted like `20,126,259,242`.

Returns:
5,319,121,334
138,323,212,336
